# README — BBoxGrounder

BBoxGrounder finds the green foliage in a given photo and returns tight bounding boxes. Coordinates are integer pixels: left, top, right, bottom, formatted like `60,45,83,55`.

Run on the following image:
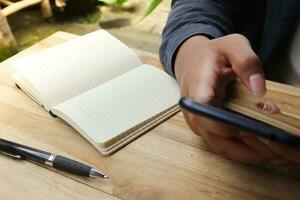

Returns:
0,45,17,62
76,7,101,24
143,0,163,19
97,0,164,19
97,0,128,5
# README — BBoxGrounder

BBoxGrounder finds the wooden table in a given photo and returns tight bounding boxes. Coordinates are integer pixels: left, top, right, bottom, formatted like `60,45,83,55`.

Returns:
0,32,300,200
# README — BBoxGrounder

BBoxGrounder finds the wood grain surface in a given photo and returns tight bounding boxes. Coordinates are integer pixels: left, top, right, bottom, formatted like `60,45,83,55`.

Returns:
225,81,300,136
0,31,300,200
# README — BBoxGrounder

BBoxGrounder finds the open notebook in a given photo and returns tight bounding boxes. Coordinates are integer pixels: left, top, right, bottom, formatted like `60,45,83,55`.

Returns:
11,30,180,155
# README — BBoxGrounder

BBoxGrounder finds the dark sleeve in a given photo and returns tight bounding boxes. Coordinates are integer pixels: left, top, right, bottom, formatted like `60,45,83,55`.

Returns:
160,0,244,77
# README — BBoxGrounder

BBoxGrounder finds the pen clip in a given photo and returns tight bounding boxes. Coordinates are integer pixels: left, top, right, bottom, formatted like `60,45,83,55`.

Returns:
0,151,23,159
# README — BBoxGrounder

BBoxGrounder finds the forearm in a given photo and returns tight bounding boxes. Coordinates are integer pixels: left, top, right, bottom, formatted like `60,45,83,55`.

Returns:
160,0,243,77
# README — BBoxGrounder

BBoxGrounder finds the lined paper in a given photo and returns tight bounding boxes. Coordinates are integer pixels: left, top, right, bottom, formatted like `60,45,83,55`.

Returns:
11,30,142,109
52,64,180,147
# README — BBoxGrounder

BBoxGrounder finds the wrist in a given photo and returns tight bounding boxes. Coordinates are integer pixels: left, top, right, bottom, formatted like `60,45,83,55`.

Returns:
174,35,210,83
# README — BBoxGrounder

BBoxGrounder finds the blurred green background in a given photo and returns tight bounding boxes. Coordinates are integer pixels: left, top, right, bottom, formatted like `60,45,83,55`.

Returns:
0,0,169,61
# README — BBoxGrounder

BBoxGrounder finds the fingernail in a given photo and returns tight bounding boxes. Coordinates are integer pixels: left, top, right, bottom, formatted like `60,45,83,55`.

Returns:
249,73,266,96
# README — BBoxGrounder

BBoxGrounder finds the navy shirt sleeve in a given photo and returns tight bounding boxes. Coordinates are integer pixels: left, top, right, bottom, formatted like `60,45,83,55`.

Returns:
160,0,244,77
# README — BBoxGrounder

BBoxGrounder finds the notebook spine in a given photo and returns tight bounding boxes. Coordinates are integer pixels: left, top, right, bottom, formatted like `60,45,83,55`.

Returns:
15,83,56,118
49,111,57,118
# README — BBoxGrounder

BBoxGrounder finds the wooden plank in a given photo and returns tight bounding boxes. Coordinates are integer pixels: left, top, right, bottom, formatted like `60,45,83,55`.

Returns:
0,99,299,200
0,157,120,200
0,0,14,6
225,81,300,136
0,31,300,200
0,7,17,61
2,0,42,17
41,0,52,18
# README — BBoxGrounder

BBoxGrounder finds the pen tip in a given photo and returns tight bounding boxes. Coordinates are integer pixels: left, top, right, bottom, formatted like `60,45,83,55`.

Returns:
90,168,108,179
104,175,109,179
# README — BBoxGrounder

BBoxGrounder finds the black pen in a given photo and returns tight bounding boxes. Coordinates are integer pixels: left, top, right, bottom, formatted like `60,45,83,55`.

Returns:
0,138,109,179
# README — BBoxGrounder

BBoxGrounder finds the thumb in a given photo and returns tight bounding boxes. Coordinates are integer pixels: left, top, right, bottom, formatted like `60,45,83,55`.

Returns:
219,34,266,96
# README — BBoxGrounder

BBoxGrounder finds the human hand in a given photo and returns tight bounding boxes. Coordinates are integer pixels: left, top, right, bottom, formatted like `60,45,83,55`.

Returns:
175,34,300,165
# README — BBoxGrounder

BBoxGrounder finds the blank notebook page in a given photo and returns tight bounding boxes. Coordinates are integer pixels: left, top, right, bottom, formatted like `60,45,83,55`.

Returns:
52,64,180,147
11,30,142,109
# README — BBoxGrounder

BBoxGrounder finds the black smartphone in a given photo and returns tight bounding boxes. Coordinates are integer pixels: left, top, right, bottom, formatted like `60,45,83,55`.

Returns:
179,97,300,147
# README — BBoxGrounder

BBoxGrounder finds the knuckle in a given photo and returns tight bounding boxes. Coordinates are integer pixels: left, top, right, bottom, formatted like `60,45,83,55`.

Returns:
221,33,249,45
234,54,261,73
197,95,216,105
228,33,249,43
